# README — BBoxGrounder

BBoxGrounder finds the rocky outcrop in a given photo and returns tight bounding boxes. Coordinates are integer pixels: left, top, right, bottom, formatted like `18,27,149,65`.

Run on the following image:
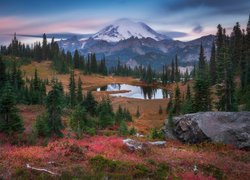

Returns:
164,112,250,149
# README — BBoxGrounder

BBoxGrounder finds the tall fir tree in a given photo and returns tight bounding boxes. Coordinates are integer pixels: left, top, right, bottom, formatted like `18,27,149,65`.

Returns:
77,77,83,103
73,50,80,69
42,33,48,60
70,105,87,139
193,43,211,112
231,22,243,70
175,54,180,82
216,27,237,111
82,91,97,116
209,42,217,85
69,70,76,107
0,56,6,88
171,59,175,83
0,82,24,134
173,84,181,115
46,81,64,137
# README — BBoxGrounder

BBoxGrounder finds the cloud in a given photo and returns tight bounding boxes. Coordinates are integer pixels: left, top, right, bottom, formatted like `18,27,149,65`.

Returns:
0,16,109,34
159,31,188,38
192,25,203,33
163,0,250,15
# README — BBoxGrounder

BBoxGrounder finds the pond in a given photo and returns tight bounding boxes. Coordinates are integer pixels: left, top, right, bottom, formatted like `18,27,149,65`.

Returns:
96,84,170,100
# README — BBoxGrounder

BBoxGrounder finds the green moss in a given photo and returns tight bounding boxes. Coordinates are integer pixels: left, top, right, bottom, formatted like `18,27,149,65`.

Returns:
154,163,170,179
90,155,130,173
202,164,227,180
133,164,150,178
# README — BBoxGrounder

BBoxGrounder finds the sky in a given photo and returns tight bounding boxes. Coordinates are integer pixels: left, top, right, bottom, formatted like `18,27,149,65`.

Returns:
0,0,250,41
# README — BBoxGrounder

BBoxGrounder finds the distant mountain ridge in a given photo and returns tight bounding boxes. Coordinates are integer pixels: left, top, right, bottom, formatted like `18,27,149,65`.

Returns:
56,19,215,70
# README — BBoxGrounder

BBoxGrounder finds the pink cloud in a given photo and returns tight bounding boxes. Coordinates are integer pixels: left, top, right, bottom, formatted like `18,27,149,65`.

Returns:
0,16,110,34
0,17,33,34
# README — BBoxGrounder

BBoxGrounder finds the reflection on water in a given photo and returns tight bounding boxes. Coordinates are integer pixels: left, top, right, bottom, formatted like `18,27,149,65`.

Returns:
96,84,170,100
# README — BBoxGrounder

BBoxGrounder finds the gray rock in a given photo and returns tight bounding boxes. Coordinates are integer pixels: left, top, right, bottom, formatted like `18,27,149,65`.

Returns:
164,112,250,149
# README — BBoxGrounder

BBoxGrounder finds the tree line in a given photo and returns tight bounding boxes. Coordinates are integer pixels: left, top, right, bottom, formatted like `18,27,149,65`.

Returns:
167,15,250,122
0,33,108,75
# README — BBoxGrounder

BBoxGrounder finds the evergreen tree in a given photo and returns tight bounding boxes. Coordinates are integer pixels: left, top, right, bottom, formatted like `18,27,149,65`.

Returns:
70,105,87,139
170,59,175,83
175,55,180,82
231,22,243,70
173,84,181,115
11,33,18,56
166,97,173,114
0,82,24,134
115,105,123,124
90,53,98,73
215,27,237,111
129,126,137,135
46,81,64,137
146,64,153,84
0,56,6,88
42,33,48,60
181,84,194,114
69,70,76,107
136,106,140,118
184,68,189,84
35,113,49,137
209,42,217,85
118,120,128,136
82,91,97,116
77,77,83,103
73,50,80,69
193,43,211,112
186,84,191,101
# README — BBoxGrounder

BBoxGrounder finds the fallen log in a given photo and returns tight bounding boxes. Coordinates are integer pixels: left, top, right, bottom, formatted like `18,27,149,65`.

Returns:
26,164,58,175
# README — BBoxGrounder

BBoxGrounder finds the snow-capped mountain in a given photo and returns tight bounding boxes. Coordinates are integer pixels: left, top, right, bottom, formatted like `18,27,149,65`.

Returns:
91,18,169,42
57,18,215,70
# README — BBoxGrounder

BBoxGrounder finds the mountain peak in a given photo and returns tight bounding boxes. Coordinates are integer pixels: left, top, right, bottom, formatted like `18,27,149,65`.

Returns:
91,18,170,42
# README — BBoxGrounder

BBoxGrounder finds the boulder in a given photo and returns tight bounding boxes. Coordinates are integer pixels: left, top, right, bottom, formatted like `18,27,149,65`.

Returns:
164,112,250,149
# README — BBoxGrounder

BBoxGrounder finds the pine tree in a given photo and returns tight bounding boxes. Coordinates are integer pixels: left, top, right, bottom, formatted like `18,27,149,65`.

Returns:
0,56,6,88
146,64,153,84
0,82,24,134
173,84,181,115
215,27,237,111
166,97,173,114
69,70,76,107
70,105,87,139
181,84,194,114
186,84,191,101
231,22,243,70
90,53,98,73
193,43,211,112
136,106,140,118
46,81,64,137
184,68,189,84
73,50,80,69
209,42,217,85
11,33,18,56
35,113,49,137
118,120,128,136
170,59,175,83
42,33,48,60
77,77,83,103
82,91,97,116
115,105,123,124
129,126,137,135
175,55,180,82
